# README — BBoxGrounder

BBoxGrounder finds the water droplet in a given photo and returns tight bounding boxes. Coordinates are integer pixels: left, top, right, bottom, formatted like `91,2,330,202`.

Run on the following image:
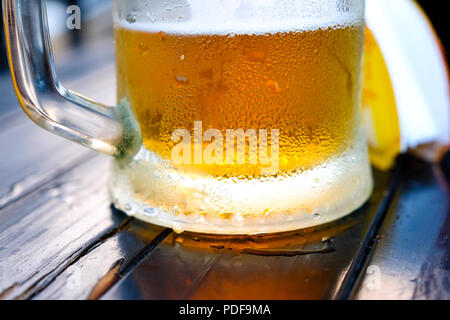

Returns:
137,42,149,56
219,212,232,220
321,236,335,243
175,75,188,83
232,214,244,226
10,183,23,196
313,213,321,219
124,203,132,212
0,174,39,207
266,80,281,93
174,236,184,244
179,54,185,61
126,14,137,24
172,223,184,234
233,260,243,268
146,11,156,23
45,188,60,198
61,196,74,206
143,207,156,216
196,217,206,224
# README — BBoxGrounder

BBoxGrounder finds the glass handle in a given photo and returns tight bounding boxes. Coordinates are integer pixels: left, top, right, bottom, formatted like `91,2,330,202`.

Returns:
2,0,140,158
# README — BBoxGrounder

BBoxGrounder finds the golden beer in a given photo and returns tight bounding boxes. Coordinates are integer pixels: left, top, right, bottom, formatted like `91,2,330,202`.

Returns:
110,16,372,234
114,24,364,177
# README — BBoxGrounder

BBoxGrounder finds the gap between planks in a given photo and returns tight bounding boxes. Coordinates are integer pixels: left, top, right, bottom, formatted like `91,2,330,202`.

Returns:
333,163,402,299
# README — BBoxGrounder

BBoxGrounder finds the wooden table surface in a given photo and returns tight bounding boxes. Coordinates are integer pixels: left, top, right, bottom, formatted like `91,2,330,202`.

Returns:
0,40,449,300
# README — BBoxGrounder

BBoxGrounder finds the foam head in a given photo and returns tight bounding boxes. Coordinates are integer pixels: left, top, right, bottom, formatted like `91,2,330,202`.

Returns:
114,0,365,35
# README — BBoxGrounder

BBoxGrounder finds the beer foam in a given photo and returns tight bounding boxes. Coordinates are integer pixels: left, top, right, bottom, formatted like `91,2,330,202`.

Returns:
115,0,364,35
117,18,363,36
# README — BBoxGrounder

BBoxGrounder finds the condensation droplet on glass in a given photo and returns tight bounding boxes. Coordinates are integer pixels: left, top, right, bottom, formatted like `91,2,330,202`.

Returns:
179,54,185,61
137,43,149,56
143,207,156,216
173,223,184,234
146,11,156,23
126,14,137,24
175,75,188,83
232,214,244,226
197,216,206,224
266,79,281,93
124,203,132,212
313,213,321,219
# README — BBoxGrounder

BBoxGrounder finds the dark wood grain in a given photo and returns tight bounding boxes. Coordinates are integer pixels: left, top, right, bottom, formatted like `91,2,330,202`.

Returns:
101,169,396,300
31,217,165,300
353,155,450,300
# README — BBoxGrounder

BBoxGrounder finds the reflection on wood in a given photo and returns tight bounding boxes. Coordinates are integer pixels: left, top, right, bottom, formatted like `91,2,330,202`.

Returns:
101,169,395,300
353,156,450,300
32,217,164,300
0,156,121,299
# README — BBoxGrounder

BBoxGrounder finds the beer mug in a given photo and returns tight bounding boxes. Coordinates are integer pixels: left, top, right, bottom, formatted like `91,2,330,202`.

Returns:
3,0,372,234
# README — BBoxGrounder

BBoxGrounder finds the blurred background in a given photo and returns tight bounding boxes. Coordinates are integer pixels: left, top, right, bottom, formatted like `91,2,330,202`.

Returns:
0,0,114,119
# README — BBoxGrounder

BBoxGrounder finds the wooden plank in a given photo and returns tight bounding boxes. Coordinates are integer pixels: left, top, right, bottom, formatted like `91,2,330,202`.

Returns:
0,155,157,299
353,155,450,300
0,64,116,209
31,218,165,300
0,119,93,209
101,168,396,300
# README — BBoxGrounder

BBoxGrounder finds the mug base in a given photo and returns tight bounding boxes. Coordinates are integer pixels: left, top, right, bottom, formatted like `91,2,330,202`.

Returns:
109,128,373,235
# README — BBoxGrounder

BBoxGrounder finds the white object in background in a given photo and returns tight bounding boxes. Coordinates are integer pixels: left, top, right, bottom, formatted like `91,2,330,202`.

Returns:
366,0,449,154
